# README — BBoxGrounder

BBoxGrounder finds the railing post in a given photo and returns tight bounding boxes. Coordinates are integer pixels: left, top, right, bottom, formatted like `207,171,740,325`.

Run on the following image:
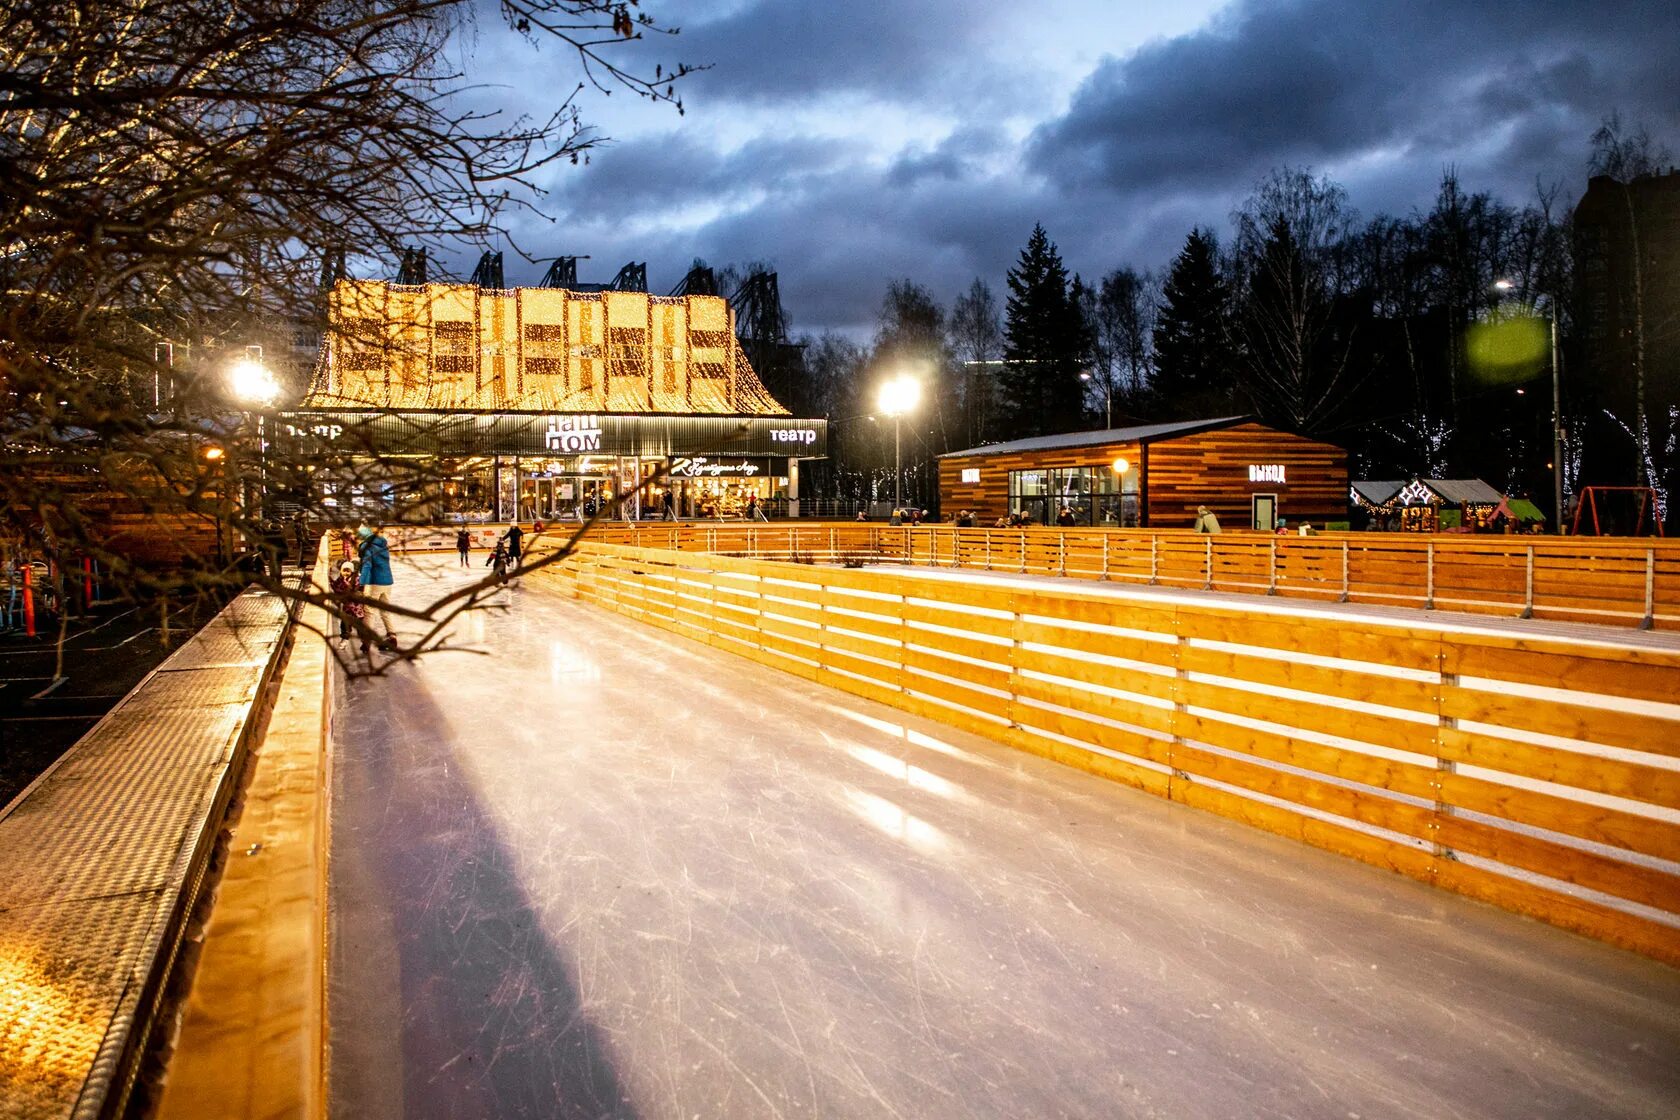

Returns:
1150,535,1159,585
828,526,836,562
1267,537,1278,595
1340,540,1350,602
1101,532,1109,580
1204,535,1213,591
1425,541,1435,610
1020,531,1027,574
1643,548,1656,630
1059,532,1066,577
984,529,992,571
1520,546,1534,619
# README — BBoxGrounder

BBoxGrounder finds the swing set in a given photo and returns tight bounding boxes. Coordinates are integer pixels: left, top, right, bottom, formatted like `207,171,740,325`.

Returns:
1570,486,1667,537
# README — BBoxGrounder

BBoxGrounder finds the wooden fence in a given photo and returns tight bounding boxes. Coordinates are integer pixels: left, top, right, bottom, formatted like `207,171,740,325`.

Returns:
553,523,1680,631
550,542,1680,965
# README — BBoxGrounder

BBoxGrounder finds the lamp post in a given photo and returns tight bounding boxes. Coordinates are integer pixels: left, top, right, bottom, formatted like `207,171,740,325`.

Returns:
1080,369,1112,429
1494,280,1565,533
876,374,921,511
228,349,279,523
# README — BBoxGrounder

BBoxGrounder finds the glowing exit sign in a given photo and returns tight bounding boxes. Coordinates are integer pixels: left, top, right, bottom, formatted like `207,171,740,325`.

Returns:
1248,464,1287,484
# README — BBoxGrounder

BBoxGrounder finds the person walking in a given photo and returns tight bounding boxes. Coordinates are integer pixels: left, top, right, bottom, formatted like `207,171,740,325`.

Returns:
357,523,396,649
503,522,524,570
455,528,471,566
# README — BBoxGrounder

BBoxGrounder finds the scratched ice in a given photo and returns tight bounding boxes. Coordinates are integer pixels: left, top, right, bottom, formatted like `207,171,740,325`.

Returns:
328,556,1680,1119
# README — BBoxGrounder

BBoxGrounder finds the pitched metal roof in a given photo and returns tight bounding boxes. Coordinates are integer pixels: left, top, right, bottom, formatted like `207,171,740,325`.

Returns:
1420,478,1504,505
939,416,1253,459
1351,480,1405,506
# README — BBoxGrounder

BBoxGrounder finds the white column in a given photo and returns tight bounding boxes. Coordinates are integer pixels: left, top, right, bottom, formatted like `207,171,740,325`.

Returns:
788,459,800,518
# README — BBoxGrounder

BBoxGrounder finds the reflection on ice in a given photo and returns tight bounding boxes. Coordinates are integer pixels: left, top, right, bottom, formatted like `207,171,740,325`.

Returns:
842,786,949,854
844,744,972,804
549,638,602,685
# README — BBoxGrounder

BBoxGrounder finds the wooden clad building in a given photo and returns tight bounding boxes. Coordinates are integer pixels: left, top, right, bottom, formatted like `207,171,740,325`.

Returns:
938,417,1348,529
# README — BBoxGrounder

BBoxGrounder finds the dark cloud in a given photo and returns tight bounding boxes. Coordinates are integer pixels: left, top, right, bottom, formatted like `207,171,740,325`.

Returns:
1030,0,1680,204
673,0,1007,104
476,0,1680,338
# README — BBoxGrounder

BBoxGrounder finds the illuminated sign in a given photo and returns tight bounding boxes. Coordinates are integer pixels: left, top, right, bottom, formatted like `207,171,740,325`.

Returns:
960,468,981,483
546,415,601,452
1247,464,1287,484
770,427,818,446
671,456,762,478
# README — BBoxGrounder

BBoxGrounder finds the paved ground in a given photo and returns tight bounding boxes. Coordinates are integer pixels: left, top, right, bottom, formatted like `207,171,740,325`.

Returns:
0,595,223,805
328,557,1680,1120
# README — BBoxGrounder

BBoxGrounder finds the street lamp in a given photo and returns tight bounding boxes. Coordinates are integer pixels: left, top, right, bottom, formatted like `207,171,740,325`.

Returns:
228,350,279,527
876,374,921,510
1080,370,1112,429
1494,281,1564,533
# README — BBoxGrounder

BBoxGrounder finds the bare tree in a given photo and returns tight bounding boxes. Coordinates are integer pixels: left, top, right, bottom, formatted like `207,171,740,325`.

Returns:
1094,268,1156,413
1589,112,1676,501
948,279,1002,446
1231,168,1362,433
0,0,696,671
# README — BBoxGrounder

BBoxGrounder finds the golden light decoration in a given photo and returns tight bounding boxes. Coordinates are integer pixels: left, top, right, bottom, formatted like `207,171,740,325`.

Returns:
309,279,790,415
1112,457,1130,474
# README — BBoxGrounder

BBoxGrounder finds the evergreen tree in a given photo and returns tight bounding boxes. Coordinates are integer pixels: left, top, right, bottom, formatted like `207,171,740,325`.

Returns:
1153,228,1239,419
1001,224,1086,437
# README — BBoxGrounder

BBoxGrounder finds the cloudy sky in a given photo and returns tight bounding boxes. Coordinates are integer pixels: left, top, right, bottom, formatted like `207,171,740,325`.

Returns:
463,0,1678,337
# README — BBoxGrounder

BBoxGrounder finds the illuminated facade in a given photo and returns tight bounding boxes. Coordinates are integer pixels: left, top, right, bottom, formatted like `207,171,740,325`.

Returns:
305,280,789,415
291,280,824,521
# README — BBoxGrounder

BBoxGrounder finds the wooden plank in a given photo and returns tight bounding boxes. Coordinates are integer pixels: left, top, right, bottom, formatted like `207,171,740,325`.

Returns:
1173,609,1442,669
1170,780,1439,882
1005,704,1175,769
1177,677,1441,756
1443,641,1680,706
1438,771,1680,863
1010,645,1178,702
901,645,1013,694
1179,712,1440,800
1438,727,1680,809
1172,744,1438,842
1011,618,1179,666
1179,644,1439,712
1010,677,1177,736
999,725,1172,797
1440,685,1680,761
1433,861,1680,969
1436,815,1680,916
901,668,1012,722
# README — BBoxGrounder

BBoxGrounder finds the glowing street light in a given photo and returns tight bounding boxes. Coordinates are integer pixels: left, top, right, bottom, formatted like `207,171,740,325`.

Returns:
876,374,921,510
228,355,280,406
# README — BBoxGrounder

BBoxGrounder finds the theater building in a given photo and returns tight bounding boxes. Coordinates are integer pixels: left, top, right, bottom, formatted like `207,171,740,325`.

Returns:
286,278,826,520
938,417,1347,530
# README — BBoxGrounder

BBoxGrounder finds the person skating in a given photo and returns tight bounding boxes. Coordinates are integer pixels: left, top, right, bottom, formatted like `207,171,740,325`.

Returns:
503,522,524,570
455,528,470,566
357,522,397,650
328,560,371,656
486,540,510,583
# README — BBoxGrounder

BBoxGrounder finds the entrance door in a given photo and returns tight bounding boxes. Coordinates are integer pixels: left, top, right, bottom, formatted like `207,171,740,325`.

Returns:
1252,494,1277,532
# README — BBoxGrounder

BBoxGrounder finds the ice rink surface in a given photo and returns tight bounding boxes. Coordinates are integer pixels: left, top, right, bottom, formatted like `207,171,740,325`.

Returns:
329,557,1680,1119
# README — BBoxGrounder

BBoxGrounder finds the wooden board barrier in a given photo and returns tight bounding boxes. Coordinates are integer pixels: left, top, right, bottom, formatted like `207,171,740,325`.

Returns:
551,541,1680,966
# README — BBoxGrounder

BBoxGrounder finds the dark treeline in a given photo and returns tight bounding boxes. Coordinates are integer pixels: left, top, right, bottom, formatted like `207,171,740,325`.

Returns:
779,116,1676,525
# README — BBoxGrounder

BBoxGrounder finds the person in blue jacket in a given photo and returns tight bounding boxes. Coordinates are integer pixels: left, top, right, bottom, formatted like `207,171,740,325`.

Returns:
357,522,396,649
